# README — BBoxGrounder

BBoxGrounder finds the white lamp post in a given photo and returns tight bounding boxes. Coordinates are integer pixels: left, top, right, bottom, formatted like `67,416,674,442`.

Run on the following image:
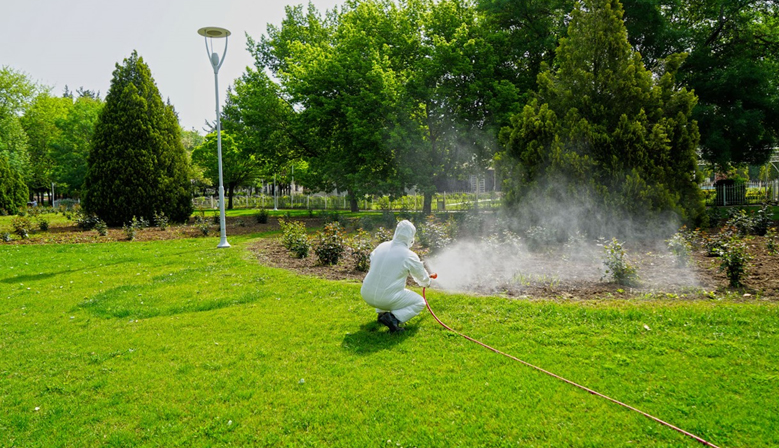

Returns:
198,26,231,248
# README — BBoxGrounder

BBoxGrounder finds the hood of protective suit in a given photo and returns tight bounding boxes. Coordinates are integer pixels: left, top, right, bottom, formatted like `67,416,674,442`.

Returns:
392,220,416,248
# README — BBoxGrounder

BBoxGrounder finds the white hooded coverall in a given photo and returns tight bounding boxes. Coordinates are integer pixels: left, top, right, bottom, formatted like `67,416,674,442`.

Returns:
360,220,432,323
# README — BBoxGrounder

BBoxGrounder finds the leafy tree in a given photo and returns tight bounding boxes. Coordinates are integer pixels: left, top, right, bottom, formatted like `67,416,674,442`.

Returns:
49,95,103,197
0,66,38,199
621,0,779,168
84,51,192,226
191,131,262,209
20,93,71,203
0,153,28,213
498,0,704,230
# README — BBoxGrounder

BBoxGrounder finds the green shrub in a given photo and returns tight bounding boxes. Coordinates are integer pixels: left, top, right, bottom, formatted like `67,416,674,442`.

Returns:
313,222,346,265
374,227,393,244
95,219,108,237
767,227,778,256
279,218,310,258
154,211,169,230
37,216,50,231
2,232,12,242
701,227,734,257
350,229,373,272
725,209,754,236
418,215,455,251
666,231,692,267
752,205,771,236
193,214,210,236
256,208,269,224
75,210,101,230
11,216,33,239
718,237,751,288
602,238,640,286
123,218,138,241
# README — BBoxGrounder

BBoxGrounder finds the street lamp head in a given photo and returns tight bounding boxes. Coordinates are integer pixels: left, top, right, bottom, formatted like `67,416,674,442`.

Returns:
197,27,231,38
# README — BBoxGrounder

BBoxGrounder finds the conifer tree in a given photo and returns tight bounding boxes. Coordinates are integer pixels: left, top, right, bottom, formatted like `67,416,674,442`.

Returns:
0,154,27,213
84,51,192,226
498,0,704,230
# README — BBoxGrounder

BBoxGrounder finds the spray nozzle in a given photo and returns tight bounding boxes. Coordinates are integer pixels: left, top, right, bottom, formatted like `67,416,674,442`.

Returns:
430,273,438,279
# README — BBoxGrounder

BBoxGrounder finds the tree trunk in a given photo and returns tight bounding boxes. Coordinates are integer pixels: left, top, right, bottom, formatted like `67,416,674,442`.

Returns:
423,191,433,215
349,194,359,212
227,184,234,210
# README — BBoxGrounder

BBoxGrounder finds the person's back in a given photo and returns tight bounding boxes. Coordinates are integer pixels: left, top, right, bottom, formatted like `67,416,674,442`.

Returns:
360,220,432,332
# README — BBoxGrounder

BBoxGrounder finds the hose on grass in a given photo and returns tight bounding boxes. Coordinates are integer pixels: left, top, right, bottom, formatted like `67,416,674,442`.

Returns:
421,285,720,448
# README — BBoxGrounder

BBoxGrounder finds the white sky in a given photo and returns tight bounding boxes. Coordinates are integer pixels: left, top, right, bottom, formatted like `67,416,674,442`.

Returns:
0,0,344,132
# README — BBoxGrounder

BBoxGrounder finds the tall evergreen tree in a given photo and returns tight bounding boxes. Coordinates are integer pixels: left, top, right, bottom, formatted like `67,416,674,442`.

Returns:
84,51,192,226
497,0,704,232
0,153,27,213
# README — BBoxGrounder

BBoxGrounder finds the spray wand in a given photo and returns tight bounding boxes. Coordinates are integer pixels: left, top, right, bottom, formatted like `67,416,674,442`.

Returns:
421,275,720,448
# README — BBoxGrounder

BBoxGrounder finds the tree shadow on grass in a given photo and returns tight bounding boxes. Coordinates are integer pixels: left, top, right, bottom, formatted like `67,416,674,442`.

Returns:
341,320,419,354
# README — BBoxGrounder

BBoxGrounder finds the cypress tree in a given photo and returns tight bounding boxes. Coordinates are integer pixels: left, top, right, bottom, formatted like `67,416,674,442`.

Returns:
0,154,28,214
498,0,704,231
84,51,192,226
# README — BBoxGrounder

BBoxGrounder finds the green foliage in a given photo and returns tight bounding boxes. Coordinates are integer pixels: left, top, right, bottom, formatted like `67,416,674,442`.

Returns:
153,211,168,231
94,219,108,237
718,237,751,288
497,0,705,227
123,216,141,241
418,215,455,252
84,51,192,226
666,231,691,267
255,208,269,224
36,215,49,231
602,238,640,286
0,154,28,213
191,131,261,210
75,210,101,230
374,226,393,244
279,218,310,258
526,226,558,253
193,214,210,236
313,222,346,265
11,215,32,239
349,229,373,272
766,228,778,256
1,232,11,242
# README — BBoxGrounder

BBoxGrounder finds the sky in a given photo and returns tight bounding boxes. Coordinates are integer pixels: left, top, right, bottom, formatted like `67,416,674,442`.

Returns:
0,0,344,132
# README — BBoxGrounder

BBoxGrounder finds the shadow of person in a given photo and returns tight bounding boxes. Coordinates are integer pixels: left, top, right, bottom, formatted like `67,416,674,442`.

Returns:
341,320,419,354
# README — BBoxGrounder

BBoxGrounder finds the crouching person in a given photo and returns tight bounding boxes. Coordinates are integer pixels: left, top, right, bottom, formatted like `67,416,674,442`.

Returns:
361,220,433,333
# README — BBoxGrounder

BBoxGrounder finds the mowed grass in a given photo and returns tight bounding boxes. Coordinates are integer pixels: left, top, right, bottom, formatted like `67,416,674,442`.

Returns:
1,235,778,447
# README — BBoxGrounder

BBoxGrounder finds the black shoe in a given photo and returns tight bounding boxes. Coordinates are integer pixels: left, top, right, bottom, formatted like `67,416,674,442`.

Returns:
378,312,404,333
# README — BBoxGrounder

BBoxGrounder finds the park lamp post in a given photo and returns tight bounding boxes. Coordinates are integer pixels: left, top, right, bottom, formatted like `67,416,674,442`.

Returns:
198,26,231,248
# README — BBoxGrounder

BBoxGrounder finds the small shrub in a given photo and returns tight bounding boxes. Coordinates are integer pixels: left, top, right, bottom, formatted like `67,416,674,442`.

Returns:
313,222,346,265
256,208,269,224
11,216,33,239
602,238,640,286
718,237,751,288
752,205,771,236
526,226,556,252
75,210,101,230
380,210,396,229
374,226,393,244
37,216,50,231
2,232,12,242
666,231,692,267
123,217,139,241
701,227,734,257
95,219,108,237
418,215,455,251
766,227,778,255
350,229,373,272
725,209,754,236
279,218,310,258
236,219,246,227
212,212,220,225
193,214,210,236
358,216,376,231
154,211,169,230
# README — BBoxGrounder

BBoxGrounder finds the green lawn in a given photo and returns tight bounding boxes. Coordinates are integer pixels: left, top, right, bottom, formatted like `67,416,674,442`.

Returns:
1,234,778,447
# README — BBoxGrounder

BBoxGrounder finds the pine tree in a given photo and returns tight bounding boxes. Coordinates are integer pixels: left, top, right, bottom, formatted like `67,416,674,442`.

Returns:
84,51,192,226
498,0,704,231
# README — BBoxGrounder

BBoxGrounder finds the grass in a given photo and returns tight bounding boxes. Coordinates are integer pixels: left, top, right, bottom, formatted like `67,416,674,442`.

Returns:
1,234,778,447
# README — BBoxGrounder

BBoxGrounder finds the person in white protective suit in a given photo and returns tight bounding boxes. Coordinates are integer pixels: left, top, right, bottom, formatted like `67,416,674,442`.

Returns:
361,220,434,333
